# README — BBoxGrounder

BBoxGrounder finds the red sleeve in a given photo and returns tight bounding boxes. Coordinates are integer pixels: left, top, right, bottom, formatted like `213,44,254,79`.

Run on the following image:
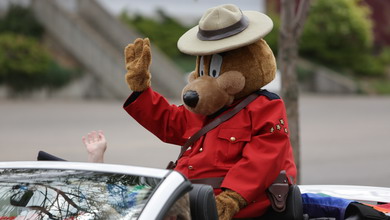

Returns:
220,98,297,203
123,88,189,146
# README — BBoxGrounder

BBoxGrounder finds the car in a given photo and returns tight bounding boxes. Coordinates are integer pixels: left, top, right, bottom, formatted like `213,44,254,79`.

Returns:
0,161,200,220
0,160,389,220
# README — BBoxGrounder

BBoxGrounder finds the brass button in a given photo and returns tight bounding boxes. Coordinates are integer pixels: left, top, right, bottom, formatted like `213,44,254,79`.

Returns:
199,148,203,152
230,137,236,142
188,165,193,170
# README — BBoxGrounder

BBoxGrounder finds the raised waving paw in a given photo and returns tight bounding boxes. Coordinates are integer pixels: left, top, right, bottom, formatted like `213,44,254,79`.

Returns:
124,38,152,92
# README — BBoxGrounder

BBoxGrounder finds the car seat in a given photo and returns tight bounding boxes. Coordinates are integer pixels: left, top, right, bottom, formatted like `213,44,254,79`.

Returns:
37,151,66,161
188,183,305,220
189,184,218,220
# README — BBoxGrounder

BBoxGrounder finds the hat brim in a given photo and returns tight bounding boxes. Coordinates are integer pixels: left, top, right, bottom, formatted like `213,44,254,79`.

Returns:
177,11,273,56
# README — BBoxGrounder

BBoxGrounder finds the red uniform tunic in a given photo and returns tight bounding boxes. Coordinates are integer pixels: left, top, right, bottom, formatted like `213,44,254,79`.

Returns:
123,88,297,218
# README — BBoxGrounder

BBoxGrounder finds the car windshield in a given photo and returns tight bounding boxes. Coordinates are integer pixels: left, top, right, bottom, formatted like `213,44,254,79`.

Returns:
0,168,162,219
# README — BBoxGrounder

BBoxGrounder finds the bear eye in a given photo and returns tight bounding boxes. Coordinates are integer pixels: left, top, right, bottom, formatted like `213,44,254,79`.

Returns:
209,54,223,78
198,56,205,77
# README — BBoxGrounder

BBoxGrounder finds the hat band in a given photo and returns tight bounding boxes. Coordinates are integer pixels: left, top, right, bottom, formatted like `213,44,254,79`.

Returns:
197,15,249,41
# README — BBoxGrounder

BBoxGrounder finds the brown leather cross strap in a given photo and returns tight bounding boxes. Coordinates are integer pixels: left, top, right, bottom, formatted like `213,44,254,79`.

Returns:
167,91,260,169
190,177,225,189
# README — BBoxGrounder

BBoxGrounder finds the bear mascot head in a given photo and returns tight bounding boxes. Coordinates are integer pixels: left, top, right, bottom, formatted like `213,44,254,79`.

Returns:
178,4,276,116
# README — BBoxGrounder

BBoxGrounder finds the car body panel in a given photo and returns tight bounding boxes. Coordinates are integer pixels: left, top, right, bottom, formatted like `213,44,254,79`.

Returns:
0,161,171,179
300,185,390,204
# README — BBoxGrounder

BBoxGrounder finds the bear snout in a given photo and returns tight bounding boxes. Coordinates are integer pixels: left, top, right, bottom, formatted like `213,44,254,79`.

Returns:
183,90,199,108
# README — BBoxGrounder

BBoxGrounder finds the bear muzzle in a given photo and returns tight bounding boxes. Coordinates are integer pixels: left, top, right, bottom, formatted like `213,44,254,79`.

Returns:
183,90,199,108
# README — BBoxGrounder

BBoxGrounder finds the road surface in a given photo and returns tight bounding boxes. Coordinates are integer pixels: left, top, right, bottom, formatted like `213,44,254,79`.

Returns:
0,95,389,187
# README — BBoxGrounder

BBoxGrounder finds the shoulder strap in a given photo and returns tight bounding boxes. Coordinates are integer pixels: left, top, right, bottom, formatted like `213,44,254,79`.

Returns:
176,91,260,161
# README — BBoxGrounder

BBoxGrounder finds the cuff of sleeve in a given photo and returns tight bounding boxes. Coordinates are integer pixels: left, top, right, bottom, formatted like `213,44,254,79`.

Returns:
123,91,143,108
221,182,253,204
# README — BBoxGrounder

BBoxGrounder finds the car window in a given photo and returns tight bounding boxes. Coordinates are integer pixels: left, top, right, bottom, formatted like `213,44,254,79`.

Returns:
0,168,162,219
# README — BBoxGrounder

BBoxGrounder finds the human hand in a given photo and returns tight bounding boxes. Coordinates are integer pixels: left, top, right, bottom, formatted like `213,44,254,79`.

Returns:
124,38,152,91
82,130,107,163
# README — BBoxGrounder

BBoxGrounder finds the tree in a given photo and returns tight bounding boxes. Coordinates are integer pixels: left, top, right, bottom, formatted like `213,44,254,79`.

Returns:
299,0,383,76
0,33,51,92
278,0,311,183
0,33,78,95
0,4,44,39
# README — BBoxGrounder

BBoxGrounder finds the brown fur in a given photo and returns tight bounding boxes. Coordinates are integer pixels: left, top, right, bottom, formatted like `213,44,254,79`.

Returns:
215,190,248,220
182,39,276,115
124,38,152,91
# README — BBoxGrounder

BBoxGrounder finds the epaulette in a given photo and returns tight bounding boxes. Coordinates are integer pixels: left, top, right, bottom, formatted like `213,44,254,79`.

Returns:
255,89,280,100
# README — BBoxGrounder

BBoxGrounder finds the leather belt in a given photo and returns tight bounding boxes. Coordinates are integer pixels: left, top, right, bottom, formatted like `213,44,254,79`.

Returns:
190,177,225,189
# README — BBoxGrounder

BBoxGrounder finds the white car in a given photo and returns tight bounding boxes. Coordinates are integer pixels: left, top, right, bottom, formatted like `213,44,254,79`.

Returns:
0,161,200,220
0,159,389,220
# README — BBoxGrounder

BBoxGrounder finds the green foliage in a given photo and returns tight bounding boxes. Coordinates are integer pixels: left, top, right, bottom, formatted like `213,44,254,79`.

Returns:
120,10,195,72
0,5,79,94
0,4,44,39
371,80,390,94
45,61,81,89
0,33,49,91
0,33,78,92
121,10,189,58
263,12,280,56
299,0,388,76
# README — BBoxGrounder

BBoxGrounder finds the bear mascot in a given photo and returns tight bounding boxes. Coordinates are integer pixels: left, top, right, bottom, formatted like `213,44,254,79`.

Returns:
123,4,297,219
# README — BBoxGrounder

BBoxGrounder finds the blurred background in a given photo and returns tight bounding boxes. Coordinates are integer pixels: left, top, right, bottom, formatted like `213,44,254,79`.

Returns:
0,0,389,187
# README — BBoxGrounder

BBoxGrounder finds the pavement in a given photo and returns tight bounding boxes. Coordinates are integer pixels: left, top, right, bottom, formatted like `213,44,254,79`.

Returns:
0,94,389,187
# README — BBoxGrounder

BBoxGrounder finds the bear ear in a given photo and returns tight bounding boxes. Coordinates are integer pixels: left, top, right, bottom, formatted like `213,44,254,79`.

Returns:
187,71,197,83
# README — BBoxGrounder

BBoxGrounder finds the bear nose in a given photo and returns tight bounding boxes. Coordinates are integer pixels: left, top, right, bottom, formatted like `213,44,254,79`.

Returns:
183,90,199,108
